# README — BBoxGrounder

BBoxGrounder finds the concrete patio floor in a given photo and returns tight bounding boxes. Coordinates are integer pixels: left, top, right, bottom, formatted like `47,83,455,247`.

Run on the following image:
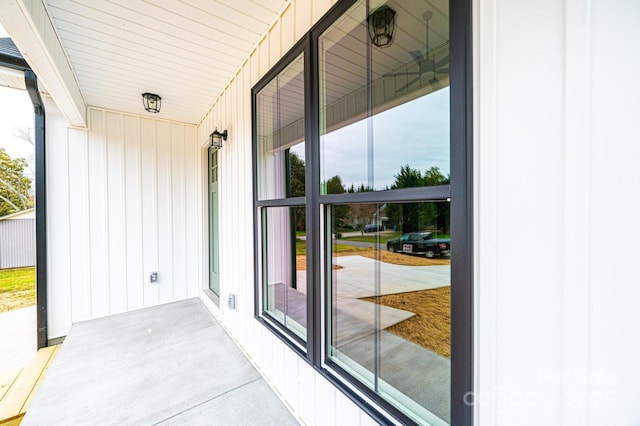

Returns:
22,299,298,426
0,306,36,377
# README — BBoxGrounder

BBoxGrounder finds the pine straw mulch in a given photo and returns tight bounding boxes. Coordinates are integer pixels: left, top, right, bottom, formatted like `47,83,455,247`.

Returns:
362,287,450,359
296,247,451,358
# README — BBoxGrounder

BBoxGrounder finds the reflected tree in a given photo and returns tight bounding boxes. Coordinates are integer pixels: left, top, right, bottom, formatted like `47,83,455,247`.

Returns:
288,151,306,231
325,175,350,231
288,151,305,197
386,165,450,233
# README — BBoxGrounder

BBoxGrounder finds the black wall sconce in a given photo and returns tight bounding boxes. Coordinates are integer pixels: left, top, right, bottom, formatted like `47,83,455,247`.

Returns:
367,5,396,48
141,92,161,113
210,128,228,149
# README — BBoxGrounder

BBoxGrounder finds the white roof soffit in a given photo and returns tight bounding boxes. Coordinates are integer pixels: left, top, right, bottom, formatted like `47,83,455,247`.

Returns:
1,0,289,125
0,0,87,127
0,66,26,90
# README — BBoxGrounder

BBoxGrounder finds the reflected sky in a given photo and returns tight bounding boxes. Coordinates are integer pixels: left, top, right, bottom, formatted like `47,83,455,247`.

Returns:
301,87,450,190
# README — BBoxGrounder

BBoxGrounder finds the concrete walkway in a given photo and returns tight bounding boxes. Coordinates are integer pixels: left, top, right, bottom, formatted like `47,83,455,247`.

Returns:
0,306,36,377
333,255,451,298
294,255,450,345
285,255,451,423
22,299,298,426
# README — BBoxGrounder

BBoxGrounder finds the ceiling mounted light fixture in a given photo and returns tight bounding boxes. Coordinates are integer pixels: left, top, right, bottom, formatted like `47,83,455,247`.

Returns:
141,92,161,113
368,5,397,48
210,128,228,149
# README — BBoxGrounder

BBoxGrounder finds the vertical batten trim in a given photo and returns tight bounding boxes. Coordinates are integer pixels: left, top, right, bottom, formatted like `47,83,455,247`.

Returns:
193,125,200,297
154,120,160,303
183,125,188,297
122,114,129,311
87,115,94,318
561,0,592,423
474,0,500,421
104,109,112,314
168,124,174,301
137,116,144,305
85,127,92,319
65,126,74,322
139,118,147,306
292,0,297,41
182,124,188,297
121,112,129,311
239,68,246,329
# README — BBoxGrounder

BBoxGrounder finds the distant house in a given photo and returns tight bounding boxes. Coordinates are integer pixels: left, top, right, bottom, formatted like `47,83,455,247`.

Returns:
0,208,35,269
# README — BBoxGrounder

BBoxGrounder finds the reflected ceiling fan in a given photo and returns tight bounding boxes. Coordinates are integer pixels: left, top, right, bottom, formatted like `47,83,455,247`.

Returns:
385,11,449,92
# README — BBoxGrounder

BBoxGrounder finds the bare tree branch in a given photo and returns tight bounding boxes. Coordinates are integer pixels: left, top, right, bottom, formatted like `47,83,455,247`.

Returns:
12,126,34,146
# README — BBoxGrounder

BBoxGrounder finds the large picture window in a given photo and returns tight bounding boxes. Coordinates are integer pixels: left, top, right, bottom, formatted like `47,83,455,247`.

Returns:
253,0,471,424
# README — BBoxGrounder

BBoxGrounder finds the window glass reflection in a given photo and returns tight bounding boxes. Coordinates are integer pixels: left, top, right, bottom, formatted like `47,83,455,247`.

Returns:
263,206,307,340
256,53,305,200
328,201,450,423
319,0,450,194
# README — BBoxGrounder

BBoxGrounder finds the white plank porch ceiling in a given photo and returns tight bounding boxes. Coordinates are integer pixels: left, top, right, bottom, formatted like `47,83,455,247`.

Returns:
44,0,288,124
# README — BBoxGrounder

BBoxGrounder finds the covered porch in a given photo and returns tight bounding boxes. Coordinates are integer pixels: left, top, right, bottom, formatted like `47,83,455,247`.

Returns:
21,298,297,425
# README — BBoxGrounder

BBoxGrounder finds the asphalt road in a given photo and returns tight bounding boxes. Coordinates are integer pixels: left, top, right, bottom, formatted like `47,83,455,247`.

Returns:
334,231,390,250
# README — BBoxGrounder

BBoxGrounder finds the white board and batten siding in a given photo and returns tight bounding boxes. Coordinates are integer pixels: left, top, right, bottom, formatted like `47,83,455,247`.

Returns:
196,1,377,425
198,0,640,425
40,0,640,424
46,100,200,339
475,0,640,424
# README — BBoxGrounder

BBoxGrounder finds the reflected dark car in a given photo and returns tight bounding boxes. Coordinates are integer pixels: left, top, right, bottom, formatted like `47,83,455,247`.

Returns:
363,224,382,233
386,232,450,258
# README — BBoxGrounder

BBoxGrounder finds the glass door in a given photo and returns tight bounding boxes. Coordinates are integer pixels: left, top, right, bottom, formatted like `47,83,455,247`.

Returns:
208,148,220,299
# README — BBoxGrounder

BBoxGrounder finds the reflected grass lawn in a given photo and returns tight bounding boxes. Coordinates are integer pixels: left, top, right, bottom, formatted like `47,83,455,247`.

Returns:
296,239,306,254
0,267,36,313
339,232,401,244
297,240,364,256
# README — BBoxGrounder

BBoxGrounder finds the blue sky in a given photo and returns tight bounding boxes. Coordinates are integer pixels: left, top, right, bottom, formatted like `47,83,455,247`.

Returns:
315,87,450,190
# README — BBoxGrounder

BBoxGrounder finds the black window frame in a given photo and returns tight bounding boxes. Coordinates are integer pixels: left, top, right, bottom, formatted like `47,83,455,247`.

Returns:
252,35,311,353
252,0,473,424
